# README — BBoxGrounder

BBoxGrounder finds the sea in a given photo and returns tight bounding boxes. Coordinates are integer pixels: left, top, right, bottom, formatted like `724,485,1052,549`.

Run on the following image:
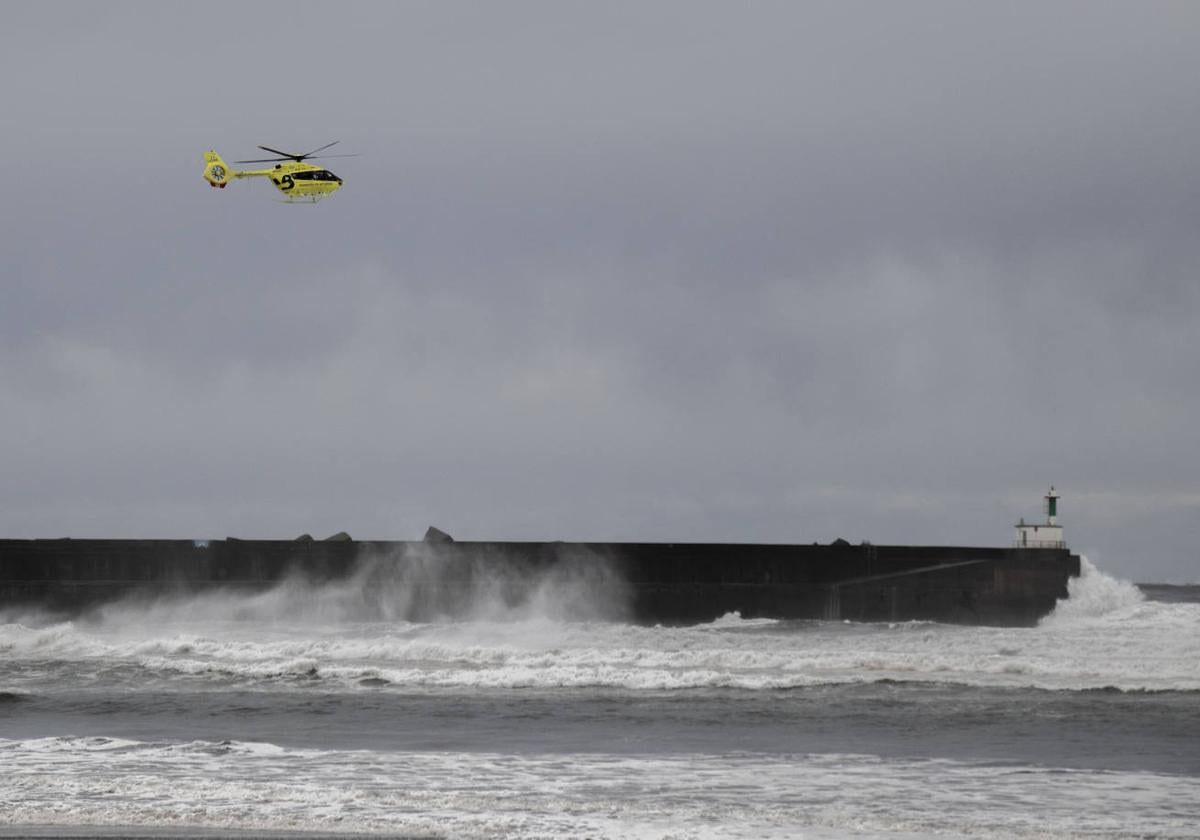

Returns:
1,557,1198,839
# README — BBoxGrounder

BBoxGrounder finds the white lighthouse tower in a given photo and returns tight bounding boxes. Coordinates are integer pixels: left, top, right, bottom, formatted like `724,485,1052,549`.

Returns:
1015,486,1065,548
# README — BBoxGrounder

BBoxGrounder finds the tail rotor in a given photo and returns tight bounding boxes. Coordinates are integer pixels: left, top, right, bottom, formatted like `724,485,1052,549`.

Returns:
203,150,231,188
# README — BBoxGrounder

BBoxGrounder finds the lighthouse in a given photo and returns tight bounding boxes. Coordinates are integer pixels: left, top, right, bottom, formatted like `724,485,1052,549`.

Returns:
1015,486,1065,549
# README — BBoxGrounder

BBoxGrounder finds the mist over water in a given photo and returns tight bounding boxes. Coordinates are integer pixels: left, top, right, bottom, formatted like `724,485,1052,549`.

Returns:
3,555,1200,837
87,542,634,627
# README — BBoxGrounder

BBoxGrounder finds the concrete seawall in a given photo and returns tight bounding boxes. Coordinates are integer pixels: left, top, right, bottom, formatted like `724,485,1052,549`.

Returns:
0,538,1080,626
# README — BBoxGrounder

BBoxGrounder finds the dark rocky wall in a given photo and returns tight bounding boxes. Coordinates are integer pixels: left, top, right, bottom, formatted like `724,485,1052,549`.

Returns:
0,538,1079,626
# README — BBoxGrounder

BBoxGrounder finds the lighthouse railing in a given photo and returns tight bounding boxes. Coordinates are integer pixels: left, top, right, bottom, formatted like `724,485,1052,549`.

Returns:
1013,538,1066,549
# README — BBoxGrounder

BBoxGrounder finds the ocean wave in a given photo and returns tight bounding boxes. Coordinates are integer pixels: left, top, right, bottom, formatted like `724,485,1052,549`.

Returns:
1041,556,1147,625
5,619,1196,693
3,558,1198,694
9,735,145,753
2,736,1197,839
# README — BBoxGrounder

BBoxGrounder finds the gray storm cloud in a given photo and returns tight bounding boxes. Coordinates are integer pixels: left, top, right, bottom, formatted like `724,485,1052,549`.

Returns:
1,1,1198,580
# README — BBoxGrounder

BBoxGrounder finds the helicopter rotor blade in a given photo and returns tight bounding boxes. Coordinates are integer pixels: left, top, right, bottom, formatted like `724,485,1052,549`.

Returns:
233,154,358,164
257,145,302,160
235,144,358,165
301,140,340,157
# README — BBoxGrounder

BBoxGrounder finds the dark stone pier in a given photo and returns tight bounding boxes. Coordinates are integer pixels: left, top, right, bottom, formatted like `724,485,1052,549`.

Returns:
0,537,1079,626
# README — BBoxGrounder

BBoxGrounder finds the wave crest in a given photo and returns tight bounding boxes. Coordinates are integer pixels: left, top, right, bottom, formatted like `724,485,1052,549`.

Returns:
1041,556,1145,625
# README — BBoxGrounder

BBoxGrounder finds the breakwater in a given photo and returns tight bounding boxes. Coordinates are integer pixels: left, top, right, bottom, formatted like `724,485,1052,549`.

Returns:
0,537,1079,626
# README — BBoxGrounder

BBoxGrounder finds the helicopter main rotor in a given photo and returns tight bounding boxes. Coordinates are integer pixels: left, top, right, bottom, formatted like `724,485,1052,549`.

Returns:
234,140,359,164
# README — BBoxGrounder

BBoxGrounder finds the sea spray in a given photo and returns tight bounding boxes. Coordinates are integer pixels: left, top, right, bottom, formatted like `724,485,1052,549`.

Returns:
1040,555,1145,626
69,541,632,629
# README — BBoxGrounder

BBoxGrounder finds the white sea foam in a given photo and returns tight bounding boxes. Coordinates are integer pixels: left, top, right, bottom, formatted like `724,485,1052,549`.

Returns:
2,556,1198,693
698,610,781,629
1,735,1196,839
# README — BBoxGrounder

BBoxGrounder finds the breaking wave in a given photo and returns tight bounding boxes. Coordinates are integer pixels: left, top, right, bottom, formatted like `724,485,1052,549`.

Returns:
3,555,1198,694
2,735,1197,839
1041,556,1146,624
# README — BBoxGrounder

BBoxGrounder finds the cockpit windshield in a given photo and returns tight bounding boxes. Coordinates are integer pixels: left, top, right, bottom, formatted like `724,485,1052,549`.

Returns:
288,169,340,182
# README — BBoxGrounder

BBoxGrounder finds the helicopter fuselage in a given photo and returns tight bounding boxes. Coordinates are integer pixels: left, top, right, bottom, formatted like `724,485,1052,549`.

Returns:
238,161,343,201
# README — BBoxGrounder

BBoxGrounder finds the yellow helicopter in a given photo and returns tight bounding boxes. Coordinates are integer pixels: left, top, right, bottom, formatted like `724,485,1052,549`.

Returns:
202,142,355,202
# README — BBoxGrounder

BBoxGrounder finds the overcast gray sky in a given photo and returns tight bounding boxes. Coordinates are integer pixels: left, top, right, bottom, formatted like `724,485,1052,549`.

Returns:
2,1,1198,581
